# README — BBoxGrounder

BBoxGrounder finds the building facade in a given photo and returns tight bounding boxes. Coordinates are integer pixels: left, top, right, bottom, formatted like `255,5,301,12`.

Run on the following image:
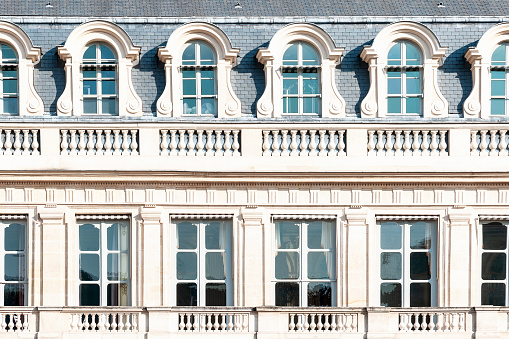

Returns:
0,0,506,337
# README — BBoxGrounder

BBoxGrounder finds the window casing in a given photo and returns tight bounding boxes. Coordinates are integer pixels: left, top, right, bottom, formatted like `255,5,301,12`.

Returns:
175,219,232,306
378,220,436,307
274,220,335,307
78,220,130,306
82,43,118,115
490,43,509,116
282,42,321,116
0,44,18,116
0,219,26,306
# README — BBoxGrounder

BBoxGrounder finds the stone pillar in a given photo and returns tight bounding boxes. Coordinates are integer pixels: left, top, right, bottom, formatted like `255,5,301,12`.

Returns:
240,206,265,306
140,207,163,306
38,207,67,306
345,207,369,307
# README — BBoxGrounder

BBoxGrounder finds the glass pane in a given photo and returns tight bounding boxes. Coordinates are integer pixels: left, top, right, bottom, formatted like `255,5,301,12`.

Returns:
83,45,96,60
492,80,506,97
80,254,100,281
79,223,99,251
182,44,196,64
283,73,298,95
183,78,196,95
492,70,505,79
380,283,401,307
303,74,318,95
3,97,17,115
276,221,299,249
107,223,128,251
107,283,128,306
177,222,197,249
406,43,421,65
3,79,16,94
177,252,197,280
206,252,226,280
107,252,129,281
410,283,431,307
387,97,401,114
206,283,226,306
101,69,115,79
275,282,299,306
205,222,219,249
177,283,197,306
5,223,24,251
406,97,421,114
283,44,298,65
483,223,507,250
80,284,100,306
302,43,319,65
83,80,96,95
100,45,115,61
83,98,97,114
308,252,330,279
491,98,506,116
388,43,401,63
4,254,25,281
275,252,299,279
102,98,116,115
102,80,116,95
482,252,506,280
410,222,432,249
183,98,196,115
481,283,505,306
406,77,421,95
283,97,298,114
303,97,319,114
4,284,24,306
388,77,401,95
199,43,215,65
308,282,331,306
3,69,16,78
1,44,16,61
492,45,506,65
83,70,96,79
380,222,401,249
308,221,333,249
380,252,402,280
410,252,431,280
201,78,215,96
201,98,216,115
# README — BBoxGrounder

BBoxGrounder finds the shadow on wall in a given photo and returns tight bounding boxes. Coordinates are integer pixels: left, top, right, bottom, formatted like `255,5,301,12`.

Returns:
42,45,65,116
138,44,165,117
348,40,372,118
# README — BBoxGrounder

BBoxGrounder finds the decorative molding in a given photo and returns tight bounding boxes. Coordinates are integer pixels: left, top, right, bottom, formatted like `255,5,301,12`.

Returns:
166,189,175,204
24,188,33,203
145,189,154,204
289,189,298,204
5,188,13,202
310,189,319,204
372,190,382,204
85,189,93,203
455,189,464,205
352,190,361,204
269,189,277,204
413,190,423,204
477,189,486,204
206,189,215,204
186,189,195,204
272,214,336,220
125,189,134,203
377,215,438,221
65,188,74,203
106,189,114,203
331,190,341,204
499,189,509,204
46,188,55,203
247,189,256,204
434,189,443,204
393,189,402,204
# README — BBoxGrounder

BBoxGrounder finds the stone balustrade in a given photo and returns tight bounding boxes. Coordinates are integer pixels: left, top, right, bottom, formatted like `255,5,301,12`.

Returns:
288,312,358,332
262,129,346,156
398,310,466,332
178,311,249,332
160,128,240,156
60,129,139,155
69,311,139,332
368,129,448,156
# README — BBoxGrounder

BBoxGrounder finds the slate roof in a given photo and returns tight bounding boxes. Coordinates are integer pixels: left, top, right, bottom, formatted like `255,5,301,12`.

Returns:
1,0,508,17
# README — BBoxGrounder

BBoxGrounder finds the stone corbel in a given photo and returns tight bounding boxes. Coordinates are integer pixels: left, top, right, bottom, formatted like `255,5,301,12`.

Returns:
122,60,143,116
156,50,173,116
22,60,44,115
222,61,242,117
56,49,73,116
463,48,482,118
324,59,346,117
360,49,378,118
428,60,448,117
256,50,274,118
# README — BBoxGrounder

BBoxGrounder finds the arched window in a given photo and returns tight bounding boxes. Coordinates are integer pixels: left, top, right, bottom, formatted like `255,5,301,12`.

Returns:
282,42,321,115
82,43,117,115
490,43,509,116
182,41,217,116
387,41,423,115
0,44,18,115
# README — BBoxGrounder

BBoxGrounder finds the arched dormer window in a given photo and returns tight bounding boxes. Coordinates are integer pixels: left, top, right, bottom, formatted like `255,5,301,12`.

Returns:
57,21,142,117
82,43,118,115
182,41,217,116
361,21,448,118
282,42,321,115
256,23,345,118
0,22,43,116
157,22,241,118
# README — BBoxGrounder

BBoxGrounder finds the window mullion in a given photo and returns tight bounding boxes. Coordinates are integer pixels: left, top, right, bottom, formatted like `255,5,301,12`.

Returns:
100,221,107,306
196,69,202,116
301,221,307,306
199,222,205,306
403,223,410,307
0,223,4,306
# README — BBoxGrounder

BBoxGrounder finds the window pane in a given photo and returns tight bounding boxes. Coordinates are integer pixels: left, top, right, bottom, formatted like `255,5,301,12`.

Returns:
199,43,215,65
108,223,128,251
410,222,432,249
283,74,298,95
83,45,96,60
303,97,319,114
4,284,24,306
406,97,421,114
183,78,196,95
406,43,421,65
3,69,16,78
308,221,332,249
183,98,196,115
302,43,319,65
83,70,96,78
492,70,506,80
177,252,197,280
1,44,16,61
83,98,97,114
4,254,25,281
100,45,115,60
182,44,196,64
107,253,129,281
388,43,401,63
380,252,402,280
206,283,226,306
276,221,299,249
275,282,299,306
283,97,298,114
303,75,318,95
406,77,420,95
380,222,401,249
80,254,100,281
482,252,506,280
388,77,401,95
3,79,16,94
308,252,330,279
410,252,431,280
410,283,431,307
481,283,505,306
3,97,17,115
177,283,197,306
205,252,226,280
308,282,331,306
483,223,507,250
492,80,506,97
102,98,116,115
380,283,401,307
80,284,100,306
387,97,401,114
177,222,197,249
107,283,128,306
79,223,99,251
201,98,216,115
201,78,215,96
283,44,298,65
5,223,24,251
492,45,506,65
275,252,299,279
102,80,116,95
491,98,506,115
83,81,97,95
101,69,115,79
205,222,220,249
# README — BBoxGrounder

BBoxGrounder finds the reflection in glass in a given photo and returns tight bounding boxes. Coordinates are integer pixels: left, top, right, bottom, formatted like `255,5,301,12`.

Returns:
276,222,299,249
410,252,431,280
206,283,226,306
80,284,100,306
410,283,431,307
380,252,401,280
482,252,506,280
483,223,507,250
5,223,24,251
380,222,401,249
206,252,226,280
107,253,129,281
275,282,299,306
107,223,128,251
80,254,100,281
4,254,24,281
206,222,221,249
308,252,329,279
4,284,24,306
275,252,299,279
177,283,197,306
107,283,128,306
79,223,100,251
380,283,401,307
410,222,432,249
177,252,197,280
481,283,505,306
177,222,197,249
308,282,331,306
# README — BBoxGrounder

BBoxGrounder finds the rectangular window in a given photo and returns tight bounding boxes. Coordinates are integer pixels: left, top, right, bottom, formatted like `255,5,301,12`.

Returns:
78,219,130,306
175,219,232,306
481,221,508,306
274,220,335,306
379,220,436,307
0,218,26,306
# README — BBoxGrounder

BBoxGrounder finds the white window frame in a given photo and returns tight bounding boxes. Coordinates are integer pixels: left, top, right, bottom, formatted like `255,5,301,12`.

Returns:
0,44,18,116
489,43,509,116
0,218,27,306
273,219,336,307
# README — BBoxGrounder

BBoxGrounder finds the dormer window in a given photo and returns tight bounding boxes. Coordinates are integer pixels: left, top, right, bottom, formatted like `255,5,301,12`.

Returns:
0,44,18,116
490,43,509,116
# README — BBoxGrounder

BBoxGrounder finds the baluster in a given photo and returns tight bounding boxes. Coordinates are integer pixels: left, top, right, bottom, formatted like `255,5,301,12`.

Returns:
205,131,214,156
206,313,212,331
439,131,448,155
419,313,427,330
130,130,138,155
451,313,458,331
309,130,317,156
70,314,78,331
242,313,248,332
299,130,308,156
436,312,444,331
470,130,478,155
376,130,385,155
367,131,376,155
303,313,310,331
187,130,196,156
399,314,407,331
328,130,337,155
214,131,222,156
316,314,323,331
7,314,14,331
104,130,112,155
131,314,138,331
22,130,30,155
309,314,316,331
351,314,358,331
111,313,117,331
480,130,488,156
82,314,89,331
323,314,330,331
338,130,345,156
4,129,12,155
223,130,232,155
13,130,21,155
96,130,104,155
444,313,451,331
281,130,289,155
97,313,106,331
458,313,465,331
421,131,430,156
121,130,130,155
233,314,240,331
296,314,303,331
90,313,97,331
31,130,39,155
271,130,280,156
232,130,240,155
196,130,205,156
60,130,69,155
112,130,121,155
65,130,74,154
169,130,178,156
262,131,270,156
318,130,327,156
385,130,394,155
118,313,125,331
220,314,227,330
178,130,187,156
200,314,206,332
337,314,344,331
77,130,86,155
499,130,508,156
406,313,412,331
428,313,436,331
345,314,353,332
289,314,295,331
330,314,337,332
394,130,403,155
227,313,234,331
290,130,299,156
0,314,5,331
213,313,220,330
430,131,438,156
77,313,84,331
15,314,21,331
181,313,188,330
411,131,420,155
489,129,499,156
402,130,411,155
124,313,132,331
86,130,94,155
412,313,419,331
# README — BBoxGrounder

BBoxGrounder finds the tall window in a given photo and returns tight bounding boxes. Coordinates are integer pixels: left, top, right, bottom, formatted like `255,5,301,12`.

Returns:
182,41,217,116
175,220,232,306
0,219,26,306
274,220,335,306
379,220,436,307
0,44,17,116
82,43,117,115
387,41,423,115
78,220,129,306
491,43,509,116
481,221,509,305
282,42,321,115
